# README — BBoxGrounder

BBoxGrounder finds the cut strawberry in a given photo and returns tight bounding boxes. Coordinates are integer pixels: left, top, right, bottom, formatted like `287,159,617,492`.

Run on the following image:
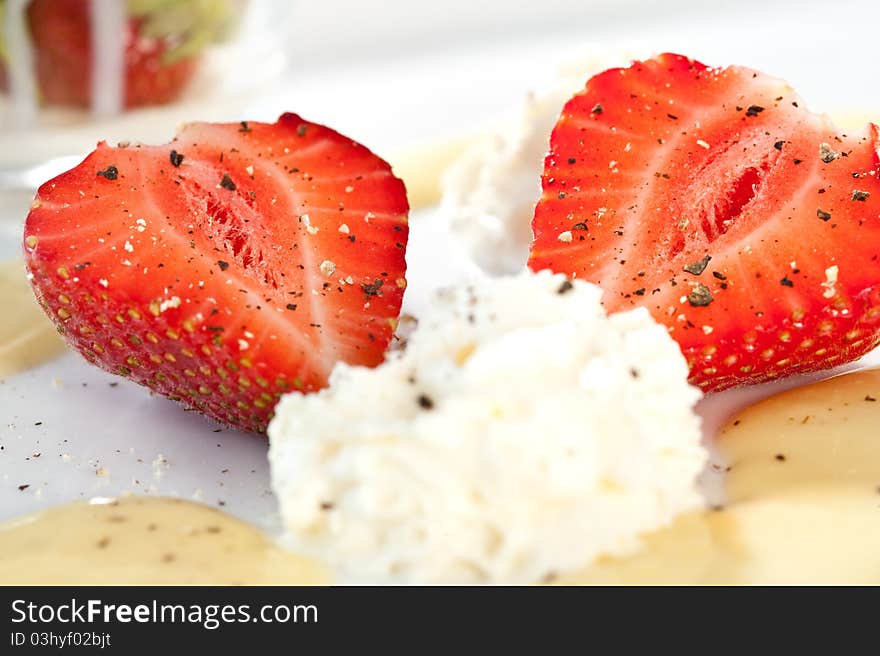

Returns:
24,113,409,432
0,0,201,108
529,53,880,391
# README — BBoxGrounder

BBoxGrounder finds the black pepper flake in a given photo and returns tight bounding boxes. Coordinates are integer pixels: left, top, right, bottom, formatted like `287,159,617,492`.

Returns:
96,165,119,180
557,280,574,295
417,394,434,410
319,501,334,511
687,284,713,307
683,254,712,276
17,484,29,491
773,140,785,150
169,150,184,167
666,113,678,120
780,276,794,287
591,103,603,114
217,260,229,271
745,105,764,117
557,192,566,199
633,288,646,296
774,454,786,462
568,157,577,164
852,190,870,201
239,121,251,133
572,222,588,231
297,124,308,137
712,271,726,280
817,209,832,221
819,143,839,163
286,303,297,311
865,395,877,402
361,279,384,296
219,174,236,191
793,158,803,165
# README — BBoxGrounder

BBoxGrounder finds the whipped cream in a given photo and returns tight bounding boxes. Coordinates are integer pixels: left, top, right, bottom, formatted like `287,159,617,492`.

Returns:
269,269,705,583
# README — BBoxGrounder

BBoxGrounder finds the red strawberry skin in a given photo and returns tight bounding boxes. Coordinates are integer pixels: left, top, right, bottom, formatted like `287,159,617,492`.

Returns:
530,53,880,391
0,0,197,108
24,113,409,432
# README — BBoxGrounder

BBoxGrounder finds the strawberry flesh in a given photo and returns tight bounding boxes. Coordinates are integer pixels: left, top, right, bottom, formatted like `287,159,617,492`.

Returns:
24,113,409,432
530,53,880,391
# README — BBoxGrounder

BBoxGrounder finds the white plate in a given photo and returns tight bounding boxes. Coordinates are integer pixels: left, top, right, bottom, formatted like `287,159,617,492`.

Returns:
1,0,879,527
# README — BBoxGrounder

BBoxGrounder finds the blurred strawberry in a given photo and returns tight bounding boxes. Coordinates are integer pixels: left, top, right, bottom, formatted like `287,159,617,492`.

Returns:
0,0,237,109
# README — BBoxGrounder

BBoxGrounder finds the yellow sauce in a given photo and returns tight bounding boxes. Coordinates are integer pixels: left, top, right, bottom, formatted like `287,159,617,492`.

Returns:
564,369,880,584
0,258,66,378
0,496,329,585
391,134,472,210
832,110,878,132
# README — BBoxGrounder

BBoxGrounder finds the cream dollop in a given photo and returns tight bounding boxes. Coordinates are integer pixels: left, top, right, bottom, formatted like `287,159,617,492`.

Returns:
268,270,705,583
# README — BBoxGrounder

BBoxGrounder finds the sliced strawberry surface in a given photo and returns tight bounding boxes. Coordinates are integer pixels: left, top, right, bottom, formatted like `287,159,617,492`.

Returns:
24,113,409,432
530,53,880,391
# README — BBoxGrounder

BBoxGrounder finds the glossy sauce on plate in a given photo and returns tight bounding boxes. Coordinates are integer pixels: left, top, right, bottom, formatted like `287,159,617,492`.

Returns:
0,496,328,584
0,258,65,378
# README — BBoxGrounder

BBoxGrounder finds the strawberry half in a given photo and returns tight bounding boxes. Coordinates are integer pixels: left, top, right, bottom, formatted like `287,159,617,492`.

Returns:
24,113,409,432
529,53,880,391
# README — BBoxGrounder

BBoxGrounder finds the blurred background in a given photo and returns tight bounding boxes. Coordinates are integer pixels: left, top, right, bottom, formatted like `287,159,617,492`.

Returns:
280,0,877,146
2,0,878,160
